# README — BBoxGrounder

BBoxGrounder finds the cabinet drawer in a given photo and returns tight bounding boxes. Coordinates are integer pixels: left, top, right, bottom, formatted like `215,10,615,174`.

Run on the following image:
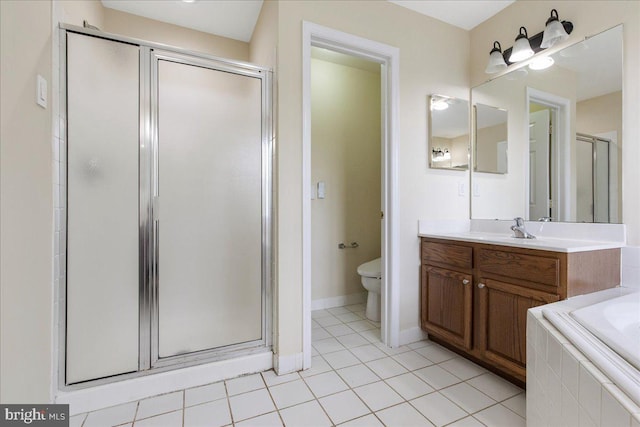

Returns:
477,248,559,287
422,241,472,270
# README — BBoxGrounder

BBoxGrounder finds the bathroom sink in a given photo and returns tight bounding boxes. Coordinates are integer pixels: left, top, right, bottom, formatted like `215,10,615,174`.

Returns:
418,230,622,253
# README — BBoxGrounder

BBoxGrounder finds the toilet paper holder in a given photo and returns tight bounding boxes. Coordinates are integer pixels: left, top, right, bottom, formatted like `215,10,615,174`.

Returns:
338,242,359,249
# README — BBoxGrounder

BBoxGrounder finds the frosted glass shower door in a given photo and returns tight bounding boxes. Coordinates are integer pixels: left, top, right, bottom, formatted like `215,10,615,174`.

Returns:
155,58,264,359
66,33,140,383
576,139,594,222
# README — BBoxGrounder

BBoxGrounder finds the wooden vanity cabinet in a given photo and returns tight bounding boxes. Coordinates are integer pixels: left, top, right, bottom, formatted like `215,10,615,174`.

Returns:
420,237,620,385
420,241,473,350
476,277,559,379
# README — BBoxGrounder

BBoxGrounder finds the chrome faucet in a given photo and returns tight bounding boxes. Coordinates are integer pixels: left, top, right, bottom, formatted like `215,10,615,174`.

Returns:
511,217,536,239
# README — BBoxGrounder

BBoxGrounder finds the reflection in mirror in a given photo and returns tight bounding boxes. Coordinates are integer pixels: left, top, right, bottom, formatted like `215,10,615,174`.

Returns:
474,103,508,174
471,25,622,223
428,95,469,170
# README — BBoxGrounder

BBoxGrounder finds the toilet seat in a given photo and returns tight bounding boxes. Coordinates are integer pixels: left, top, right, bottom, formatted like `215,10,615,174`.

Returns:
357,257,381,278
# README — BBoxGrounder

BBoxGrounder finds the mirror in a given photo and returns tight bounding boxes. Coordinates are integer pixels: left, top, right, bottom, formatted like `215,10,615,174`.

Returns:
471,25,622,223
474,103,508,174
428,95,469,170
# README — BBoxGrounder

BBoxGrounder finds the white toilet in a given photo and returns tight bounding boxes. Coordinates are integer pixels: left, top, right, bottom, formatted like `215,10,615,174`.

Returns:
357,257,382,322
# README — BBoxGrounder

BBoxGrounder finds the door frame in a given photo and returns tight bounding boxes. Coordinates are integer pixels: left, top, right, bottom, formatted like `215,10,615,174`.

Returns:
526,88,571,221
301,21,400,369
528,108,551,220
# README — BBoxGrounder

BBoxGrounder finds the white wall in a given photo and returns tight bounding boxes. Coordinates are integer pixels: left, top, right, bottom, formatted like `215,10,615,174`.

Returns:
103,7,249,61
311,56,381,303
1,0,53,403
275,0,470,356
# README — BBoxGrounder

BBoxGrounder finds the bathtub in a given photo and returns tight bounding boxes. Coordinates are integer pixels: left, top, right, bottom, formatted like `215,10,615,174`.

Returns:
527,288,640,427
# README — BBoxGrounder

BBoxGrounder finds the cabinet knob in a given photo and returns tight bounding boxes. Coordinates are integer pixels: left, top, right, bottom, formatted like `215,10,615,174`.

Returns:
462,279,470,285
478,283,486,289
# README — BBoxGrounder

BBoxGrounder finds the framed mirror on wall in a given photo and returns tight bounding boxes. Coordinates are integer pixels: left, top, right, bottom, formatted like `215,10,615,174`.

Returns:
428,95,469,170
474,103,508,174
470,25,622,223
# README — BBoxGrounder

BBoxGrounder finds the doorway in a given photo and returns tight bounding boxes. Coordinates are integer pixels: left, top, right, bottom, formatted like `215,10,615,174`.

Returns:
526,88,571,222
302,22,400,370
529,104,552,220
309,47,382,315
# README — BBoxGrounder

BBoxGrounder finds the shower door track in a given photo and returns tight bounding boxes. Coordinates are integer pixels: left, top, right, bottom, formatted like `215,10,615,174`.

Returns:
58,25,273,390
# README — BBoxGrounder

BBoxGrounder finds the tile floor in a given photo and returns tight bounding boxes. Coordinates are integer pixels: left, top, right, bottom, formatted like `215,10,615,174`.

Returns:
70,304,526,426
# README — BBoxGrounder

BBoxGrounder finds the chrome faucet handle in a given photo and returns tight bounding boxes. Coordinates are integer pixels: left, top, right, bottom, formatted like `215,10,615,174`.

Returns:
538,216,552,222
511,217,536,239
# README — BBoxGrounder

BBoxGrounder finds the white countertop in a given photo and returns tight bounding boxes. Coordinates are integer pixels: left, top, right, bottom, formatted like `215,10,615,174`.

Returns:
418,230,625,253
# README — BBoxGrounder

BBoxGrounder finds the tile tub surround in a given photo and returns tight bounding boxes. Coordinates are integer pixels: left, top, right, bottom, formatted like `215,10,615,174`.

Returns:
622,245,640,288
70,304,526,426
527,289,640,427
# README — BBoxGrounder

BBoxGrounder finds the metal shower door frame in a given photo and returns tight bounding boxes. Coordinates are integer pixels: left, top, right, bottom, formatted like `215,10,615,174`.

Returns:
59,25,273,389
576,133,611,223
146,48,273,369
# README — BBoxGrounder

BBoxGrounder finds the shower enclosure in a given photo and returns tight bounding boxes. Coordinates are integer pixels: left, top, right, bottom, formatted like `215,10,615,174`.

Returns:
576,133,610,223
61,27,272,386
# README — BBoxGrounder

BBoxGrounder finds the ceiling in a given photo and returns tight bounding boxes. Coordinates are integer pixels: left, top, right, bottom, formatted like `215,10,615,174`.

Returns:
101,0,515,42
101,0,264,42
388,1,514,31
553,25,622,101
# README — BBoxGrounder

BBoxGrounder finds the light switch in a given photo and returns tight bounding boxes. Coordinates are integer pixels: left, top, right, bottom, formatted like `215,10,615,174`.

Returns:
317,181,326,199
37,74,47,109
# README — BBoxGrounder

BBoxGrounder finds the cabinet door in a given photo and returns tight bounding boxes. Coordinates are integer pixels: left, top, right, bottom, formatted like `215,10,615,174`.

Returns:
421,265,473,350
476,278,559,379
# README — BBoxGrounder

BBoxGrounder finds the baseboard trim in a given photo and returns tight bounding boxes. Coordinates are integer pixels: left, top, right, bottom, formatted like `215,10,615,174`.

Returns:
274,352,304,375
311,292,366,311
399,326,429,346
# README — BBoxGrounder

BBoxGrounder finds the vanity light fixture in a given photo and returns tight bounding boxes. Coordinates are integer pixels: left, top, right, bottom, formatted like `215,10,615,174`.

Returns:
485,41,508,74
431,99,449,111
509,27,534,62
432,147,451,162
430,95,452,111
485,9,573,73
541,9,570,48
529,56,555,70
